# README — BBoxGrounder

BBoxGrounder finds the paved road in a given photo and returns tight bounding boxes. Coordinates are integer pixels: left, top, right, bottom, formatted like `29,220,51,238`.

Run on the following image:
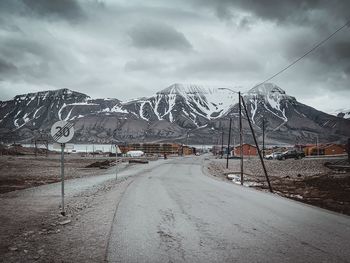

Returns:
107,156,350,263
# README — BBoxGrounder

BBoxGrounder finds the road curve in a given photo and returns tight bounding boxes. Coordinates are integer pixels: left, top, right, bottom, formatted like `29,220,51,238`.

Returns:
107,156,350,263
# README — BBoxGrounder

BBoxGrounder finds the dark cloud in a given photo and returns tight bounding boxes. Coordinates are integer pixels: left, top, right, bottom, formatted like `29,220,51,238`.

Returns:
191,0,350,25
333,41,350,60
0,0,349,112
180,55,262,76
22,0,85,21
0,58,17,74
128,22,192,50
0,0,85,22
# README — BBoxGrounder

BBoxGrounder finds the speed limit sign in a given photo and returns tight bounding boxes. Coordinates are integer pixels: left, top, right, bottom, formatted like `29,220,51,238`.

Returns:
51,120,75,216
51,121,74,143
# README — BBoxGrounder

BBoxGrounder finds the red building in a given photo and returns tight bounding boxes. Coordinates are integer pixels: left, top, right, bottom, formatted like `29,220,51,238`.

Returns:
234,144,258,156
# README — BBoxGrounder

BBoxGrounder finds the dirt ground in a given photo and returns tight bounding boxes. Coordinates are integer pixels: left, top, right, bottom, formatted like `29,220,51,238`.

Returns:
0,153,158,262
0,154,116,194
206,157,350,216
0,172,135,263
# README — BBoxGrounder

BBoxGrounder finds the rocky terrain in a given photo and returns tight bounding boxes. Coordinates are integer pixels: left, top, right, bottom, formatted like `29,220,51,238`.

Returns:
206,157,350,215
331,108,350,119
1,83,349,145
0,155,116,194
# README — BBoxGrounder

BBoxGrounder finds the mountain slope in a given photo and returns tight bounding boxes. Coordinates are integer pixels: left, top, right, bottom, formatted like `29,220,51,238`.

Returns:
330,109,350,119
122,83,238,128
0,83,349,144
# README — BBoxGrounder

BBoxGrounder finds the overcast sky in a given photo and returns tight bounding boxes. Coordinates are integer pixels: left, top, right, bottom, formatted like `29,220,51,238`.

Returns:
0,0,349,112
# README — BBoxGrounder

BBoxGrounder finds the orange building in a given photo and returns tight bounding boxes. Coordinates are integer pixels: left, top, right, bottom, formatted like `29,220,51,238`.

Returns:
234,144,258,156
119,143,181,155
304,144,346,156
182,146,195,155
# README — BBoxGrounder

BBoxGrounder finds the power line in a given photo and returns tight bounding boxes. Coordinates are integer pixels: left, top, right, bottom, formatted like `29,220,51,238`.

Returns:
255,20,350,87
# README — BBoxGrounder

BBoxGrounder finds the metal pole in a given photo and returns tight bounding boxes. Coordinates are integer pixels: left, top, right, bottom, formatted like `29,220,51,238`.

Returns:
239,92,244,185
241,97,273,193
348,138,350,164
116,153,118,180
34,140,37,157
221,128,224,158
262,118,265,158
60,143,65,216
45,140,48,157
226,118,232,169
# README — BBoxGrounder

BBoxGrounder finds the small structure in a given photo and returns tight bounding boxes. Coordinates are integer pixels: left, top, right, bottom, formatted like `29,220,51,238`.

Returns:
31,131,49,157
119,143,182,155
234,143,258,156
126,150,144,157
304,144,346,156
182,145,195,155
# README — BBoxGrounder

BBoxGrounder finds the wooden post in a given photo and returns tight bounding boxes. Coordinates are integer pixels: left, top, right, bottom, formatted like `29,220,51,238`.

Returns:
241,96,273,193
221,128,224,158
239,92,244,185
348,138,350,163
226,118,232,169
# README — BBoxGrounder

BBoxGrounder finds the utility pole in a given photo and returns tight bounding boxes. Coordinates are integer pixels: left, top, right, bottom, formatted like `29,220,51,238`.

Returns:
239,92,243,185
221,128,224,158
186,130,189,146
348,138,350,163
241,97,273,193
218,88,244,184
226,118,232,169
262,118,265,158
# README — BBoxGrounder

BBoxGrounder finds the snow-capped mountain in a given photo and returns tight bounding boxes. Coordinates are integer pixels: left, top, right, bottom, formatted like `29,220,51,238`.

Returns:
122,84,238,128
330,109,350,119
224,83,350,144
0,83,349,144
0,89,89,130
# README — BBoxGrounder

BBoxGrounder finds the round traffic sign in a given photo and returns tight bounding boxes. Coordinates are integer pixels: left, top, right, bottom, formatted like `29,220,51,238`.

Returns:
51,121,74,143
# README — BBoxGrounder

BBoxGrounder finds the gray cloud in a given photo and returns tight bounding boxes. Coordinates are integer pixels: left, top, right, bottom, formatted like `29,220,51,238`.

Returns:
190,0,350,25
0,0,85,22
128,22,192,50
23,0,85,21
0,0,349,113
125,59,167,72
179,55,262,77
0,58,17,74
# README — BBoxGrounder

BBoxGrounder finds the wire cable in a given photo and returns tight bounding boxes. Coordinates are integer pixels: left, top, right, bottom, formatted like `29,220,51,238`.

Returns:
255,19,350,87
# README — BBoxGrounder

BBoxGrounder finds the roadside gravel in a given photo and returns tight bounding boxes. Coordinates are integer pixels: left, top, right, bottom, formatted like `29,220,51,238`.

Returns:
205,156,350,215
0,159,166,262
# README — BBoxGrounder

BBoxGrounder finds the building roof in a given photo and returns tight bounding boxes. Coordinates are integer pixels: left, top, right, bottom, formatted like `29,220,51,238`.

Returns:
234,143,257,149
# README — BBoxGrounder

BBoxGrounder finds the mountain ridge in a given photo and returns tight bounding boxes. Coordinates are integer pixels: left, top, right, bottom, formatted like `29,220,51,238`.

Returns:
0,83,349,145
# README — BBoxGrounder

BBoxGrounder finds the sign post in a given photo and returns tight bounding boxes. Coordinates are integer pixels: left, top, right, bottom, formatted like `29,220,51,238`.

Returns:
60,143,65,215
51,121,75,216
115,145,121,180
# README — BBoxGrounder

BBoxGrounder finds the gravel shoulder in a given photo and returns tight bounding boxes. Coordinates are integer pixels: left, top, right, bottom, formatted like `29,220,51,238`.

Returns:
204,156,350,216
0,157,167,262
0,155,117,193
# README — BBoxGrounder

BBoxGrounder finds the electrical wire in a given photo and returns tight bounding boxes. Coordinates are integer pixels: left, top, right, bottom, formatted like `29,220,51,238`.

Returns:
255,19,350,87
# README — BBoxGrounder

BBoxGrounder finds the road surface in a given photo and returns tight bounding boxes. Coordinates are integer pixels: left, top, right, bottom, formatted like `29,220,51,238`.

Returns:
107,156,350,263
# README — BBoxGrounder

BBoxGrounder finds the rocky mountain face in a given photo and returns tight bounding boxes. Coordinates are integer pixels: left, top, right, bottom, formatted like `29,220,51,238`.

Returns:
330,109,350,119
0,83,349,145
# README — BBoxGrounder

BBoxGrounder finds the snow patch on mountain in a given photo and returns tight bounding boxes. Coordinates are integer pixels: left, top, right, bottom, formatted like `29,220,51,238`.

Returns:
247,83,290,122
157,83,238,119
330,109,350,119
